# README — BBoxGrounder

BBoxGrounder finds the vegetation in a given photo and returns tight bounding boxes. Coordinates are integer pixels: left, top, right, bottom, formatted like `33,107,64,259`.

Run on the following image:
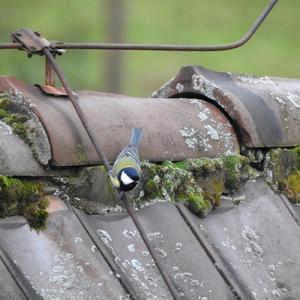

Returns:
0,1,299,96
0,96,31,144
0,176,48,231
0,147,299,227
139,155,257,216
264,147,300,203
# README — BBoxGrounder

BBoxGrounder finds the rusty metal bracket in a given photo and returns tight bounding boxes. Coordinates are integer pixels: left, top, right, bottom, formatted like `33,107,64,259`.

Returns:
11,28,64,86
45,56,56,86
11,28,50,56
11,28,64,57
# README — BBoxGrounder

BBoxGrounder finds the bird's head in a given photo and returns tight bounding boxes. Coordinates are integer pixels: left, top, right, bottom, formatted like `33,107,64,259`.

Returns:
118,167,140,191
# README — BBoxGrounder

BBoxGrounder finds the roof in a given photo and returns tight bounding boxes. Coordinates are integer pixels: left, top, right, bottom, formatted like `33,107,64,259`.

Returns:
1,178,300,299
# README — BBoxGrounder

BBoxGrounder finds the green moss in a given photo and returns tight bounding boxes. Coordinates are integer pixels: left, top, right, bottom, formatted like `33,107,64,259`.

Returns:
139,155,258,216
201,177,224,207
23,198,49,230
0,96,31,145
0,176,48,231
0,108,10,119
0,98,15,110
282,171,300,203
264,147,300,194
176,157,221,176
222,155,250,191
166,148,299,207
141,160,212,216
183,185,210,216
291,147,300,164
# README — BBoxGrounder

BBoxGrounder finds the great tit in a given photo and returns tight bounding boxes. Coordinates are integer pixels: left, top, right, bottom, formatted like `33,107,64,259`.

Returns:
109,127,143,191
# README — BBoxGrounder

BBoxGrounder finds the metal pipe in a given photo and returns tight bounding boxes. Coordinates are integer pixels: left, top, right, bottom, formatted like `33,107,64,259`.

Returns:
0,43,21,49
0,0,278,52
53,0,278,52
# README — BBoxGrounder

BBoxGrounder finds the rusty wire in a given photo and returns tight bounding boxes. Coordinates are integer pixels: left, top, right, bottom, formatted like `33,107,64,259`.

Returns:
0,0,277,52
43,48,112,172
43,47,181,300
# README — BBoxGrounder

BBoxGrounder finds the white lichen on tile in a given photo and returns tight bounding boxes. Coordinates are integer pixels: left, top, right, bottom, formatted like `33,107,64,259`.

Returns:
204,125,219,141
127,244,135,253
131,259,144,272
190,100,210,121
275,96,286,105
96,229,112,245
242,225,263,259
147,231,164,241
179,127,201,150
236,74,277,86
179,120,237,155
192,74,217,99
286,92,300,108
123,229,139,239
176,83,184,93
222,236,237,251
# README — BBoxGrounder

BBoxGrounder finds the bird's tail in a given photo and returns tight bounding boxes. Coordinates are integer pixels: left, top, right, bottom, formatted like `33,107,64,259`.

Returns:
129,127,143,150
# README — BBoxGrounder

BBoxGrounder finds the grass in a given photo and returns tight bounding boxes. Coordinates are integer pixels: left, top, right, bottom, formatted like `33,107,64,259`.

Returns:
0,0,299,96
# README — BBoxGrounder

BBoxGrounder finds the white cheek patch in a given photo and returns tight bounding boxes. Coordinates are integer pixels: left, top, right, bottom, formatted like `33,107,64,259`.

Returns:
120,171,134,185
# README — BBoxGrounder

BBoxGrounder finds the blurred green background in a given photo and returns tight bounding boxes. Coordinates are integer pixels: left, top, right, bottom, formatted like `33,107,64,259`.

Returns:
0,0,299,97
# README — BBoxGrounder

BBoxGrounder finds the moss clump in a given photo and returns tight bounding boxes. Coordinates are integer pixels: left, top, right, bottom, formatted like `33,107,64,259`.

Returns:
0,97,31,144
138,155,257,216
182,185,210,216
23,198,49,230
0,98,15,111
175,157,223,176
222,155,251,191
264,147,300,202
142,161,211,216
291,147,300,166
200,176,224,207
0,176,48,231
282,171,300,203
0,108,10,119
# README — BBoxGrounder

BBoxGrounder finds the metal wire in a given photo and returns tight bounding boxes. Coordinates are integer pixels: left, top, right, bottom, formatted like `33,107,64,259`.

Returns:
43,48,180,299
0,0,278,52
54,0,278,52
122,193,180,299
43,48,112,172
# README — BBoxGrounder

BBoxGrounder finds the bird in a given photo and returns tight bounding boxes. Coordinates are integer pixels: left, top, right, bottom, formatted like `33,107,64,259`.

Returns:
109,127,143,192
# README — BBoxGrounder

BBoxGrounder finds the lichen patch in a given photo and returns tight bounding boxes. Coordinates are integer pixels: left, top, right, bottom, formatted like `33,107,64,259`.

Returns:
286,92,300,108
0,93,51,165
235,74,277,86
